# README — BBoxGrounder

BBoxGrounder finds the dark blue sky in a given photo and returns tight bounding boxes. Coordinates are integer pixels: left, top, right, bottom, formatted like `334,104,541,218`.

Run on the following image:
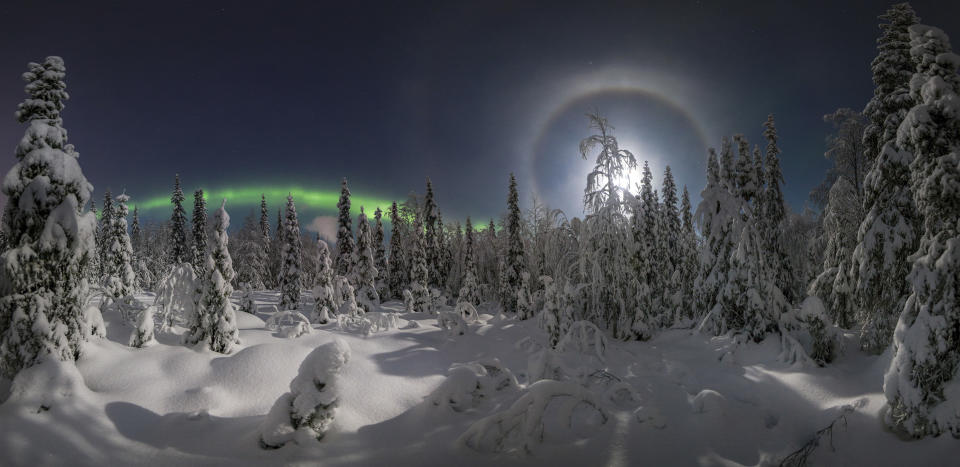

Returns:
1,1,958,224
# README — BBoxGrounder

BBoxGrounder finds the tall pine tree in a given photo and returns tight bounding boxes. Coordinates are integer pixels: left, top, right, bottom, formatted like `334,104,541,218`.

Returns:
335,178,354,277
278,195,303,310
169,174,188,265
191,189,207,273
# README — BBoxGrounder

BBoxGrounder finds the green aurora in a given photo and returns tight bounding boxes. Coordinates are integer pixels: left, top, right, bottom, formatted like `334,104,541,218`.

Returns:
130,185,396,218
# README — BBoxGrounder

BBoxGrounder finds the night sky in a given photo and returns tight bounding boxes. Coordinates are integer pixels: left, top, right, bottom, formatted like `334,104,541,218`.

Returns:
1,1,959,234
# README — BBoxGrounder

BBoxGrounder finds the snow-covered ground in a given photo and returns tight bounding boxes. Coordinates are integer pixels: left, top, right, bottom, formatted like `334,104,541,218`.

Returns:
0,293,955,466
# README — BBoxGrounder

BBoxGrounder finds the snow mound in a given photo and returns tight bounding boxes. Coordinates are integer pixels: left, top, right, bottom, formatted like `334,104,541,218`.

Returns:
428,359,519,412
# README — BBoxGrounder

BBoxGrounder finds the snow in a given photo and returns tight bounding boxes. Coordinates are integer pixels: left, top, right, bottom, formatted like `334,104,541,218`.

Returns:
1,294,956,466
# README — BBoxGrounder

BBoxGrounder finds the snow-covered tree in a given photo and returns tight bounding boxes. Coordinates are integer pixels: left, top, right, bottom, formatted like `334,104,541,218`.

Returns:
0,56,97,376
659,165,682,324
259,340,351,448
185,199,239,353
809,177,859,328
761,115,794,304
423,178,441,288
98,190,114,277
169,174,188,265
516,271,534,320
577,112,637,338
335,178,354,277
884,23,960,438
633,161,662,333
102,193,136,306
312,239,337,324
538,275,564,347
863,3,921,165
408,211,431,313
352,207,380,312
503,173,527,315
278,194,303,310
373,207,388,298
677,186,698,321
191,189,207,273
458,217,481,307
387,201,407,300
852,5,923,355
129,305,156,348
695,146,739,320
234,213,268,290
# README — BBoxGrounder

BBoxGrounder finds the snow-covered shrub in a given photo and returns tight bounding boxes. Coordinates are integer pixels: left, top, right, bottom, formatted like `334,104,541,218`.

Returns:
526,349,570,384
129,305,156,348
367,312,400,332
516,272,534,320
265,311,313,339
81,305,106,339
428,359,519,412
154,263,198,330
337,281,362,318
455,300,480,323
402,289,414,313
556,321,607,361
438,310,468,336
259,339,351,449
777,296,842,367
457,379,609,454
537,276,563,347
238,282,256,315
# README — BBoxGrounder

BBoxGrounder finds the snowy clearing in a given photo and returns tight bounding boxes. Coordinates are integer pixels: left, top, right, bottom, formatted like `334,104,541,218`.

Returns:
0,292,954,467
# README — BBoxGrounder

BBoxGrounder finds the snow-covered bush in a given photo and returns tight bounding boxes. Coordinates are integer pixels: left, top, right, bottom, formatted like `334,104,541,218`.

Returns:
537,275,563,347
337,281,362,318
129,305,156,348
265,311,313,338
457,379,609,454
526,349,570,384
238,282,256,315
777,296,842,367
259,339,351,449
438,310,468,336
556,321,607,361
428,359,519,412
402,289,414,313
154,263,198,330
454,300,480,323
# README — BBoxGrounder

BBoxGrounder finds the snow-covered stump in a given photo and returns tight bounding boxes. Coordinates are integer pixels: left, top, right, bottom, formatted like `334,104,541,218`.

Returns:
129,305,156,348
457,379,609,455
259,339,351,449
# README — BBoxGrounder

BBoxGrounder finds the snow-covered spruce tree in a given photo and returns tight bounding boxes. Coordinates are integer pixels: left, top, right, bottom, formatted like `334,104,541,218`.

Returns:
191,189,207,273
185,199,239,353
169,174,189,265
129,305,156,348
373,207,388,299
258,194,276,289
102,193,136,309
761,115,794,304
853,146,919,354
436,211,454,294
677,186,699,321
351,207,380,312
538,275,563,347
659,165,682,325
504,173,528,316
852,6,923,355
335,178,354,277
516,271,534,320
259,339,350,448
278,194,303,311
695,145,739,323
234,213,268,290
808,177,859,328
408,211,431,313
458,217,481,307
718,216,775,342
98,190,114,277
632,161,661,335
734,135,758,204
578,112,637,338
312,239,337,324
863,3,921,165
884,23,960,438
0,56,97,376
130,206,142,252
423,178,441,288
387,201,407,300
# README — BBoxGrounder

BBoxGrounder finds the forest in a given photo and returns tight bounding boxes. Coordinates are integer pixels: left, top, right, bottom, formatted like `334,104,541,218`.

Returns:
0,3,958,466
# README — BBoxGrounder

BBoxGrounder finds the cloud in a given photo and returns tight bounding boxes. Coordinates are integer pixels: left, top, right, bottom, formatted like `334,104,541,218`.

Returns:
306,216,338,243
